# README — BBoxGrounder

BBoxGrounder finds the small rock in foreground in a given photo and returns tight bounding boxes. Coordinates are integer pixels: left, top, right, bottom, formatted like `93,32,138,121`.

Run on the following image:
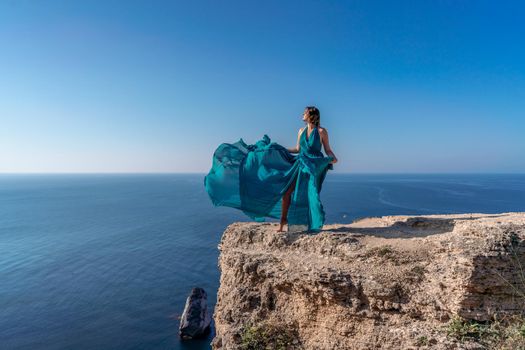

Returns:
179,287,212,340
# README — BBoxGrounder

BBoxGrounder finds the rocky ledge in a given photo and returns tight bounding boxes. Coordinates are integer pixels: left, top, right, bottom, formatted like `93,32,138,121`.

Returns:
212,213,525,349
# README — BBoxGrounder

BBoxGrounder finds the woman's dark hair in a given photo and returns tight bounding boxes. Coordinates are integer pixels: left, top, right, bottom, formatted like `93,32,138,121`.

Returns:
305,106,320,127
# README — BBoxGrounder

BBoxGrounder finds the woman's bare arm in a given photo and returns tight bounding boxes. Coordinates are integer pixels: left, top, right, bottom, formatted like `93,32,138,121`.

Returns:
287,128,303,153
319,128,338,164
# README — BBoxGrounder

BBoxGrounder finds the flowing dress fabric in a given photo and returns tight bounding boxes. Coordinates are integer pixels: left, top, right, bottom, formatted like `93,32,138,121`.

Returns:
204,128,333,231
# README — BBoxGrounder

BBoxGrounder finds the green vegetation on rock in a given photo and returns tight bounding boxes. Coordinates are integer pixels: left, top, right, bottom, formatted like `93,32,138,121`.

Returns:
446,315,525,349
240,321,298,350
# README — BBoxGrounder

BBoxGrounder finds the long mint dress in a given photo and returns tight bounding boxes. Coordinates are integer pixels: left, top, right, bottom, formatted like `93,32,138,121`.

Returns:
204,127,333,231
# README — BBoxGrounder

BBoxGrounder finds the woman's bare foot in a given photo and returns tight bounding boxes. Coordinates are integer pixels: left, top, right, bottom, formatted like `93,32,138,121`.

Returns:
277,219,288,232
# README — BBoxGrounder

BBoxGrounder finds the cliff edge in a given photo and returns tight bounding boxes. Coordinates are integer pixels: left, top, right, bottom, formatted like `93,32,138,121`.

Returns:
213,213,525,349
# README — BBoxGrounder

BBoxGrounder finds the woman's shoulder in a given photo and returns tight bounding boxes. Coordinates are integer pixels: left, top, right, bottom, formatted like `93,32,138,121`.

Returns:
318,127,329,143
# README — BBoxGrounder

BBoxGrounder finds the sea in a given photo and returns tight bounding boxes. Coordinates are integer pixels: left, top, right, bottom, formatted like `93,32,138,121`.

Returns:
1,173,525,350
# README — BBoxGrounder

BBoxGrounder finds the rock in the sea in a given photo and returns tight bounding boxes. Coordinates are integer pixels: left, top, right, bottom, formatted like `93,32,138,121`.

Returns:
212,212,525,349
179,287,211,339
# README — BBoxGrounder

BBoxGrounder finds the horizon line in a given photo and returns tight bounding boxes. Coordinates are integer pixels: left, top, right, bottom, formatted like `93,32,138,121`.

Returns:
1,172,524,175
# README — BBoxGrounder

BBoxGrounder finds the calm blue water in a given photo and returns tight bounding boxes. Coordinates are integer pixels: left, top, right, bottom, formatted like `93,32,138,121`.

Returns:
1,173,525,350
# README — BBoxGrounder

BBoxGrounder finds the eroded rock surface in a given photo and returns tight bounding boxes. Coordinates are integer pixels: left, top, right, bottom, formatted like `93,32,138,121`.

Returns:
212,213,525,349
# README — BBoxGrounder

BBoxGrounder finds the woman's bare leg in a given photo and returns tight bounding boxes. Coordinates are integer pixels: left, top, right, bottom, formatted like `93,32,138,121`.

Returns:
277,182,295,232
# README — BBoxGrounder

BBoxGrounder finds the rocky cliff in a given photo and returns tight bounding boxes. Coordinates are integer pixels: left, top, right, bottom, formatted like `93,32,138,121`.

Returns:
212,213,525,349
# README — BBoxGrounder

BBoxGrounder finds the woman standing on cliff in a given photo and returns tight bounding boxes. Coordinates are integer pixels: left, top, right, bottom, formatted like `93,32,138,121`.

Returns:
204,106,338,232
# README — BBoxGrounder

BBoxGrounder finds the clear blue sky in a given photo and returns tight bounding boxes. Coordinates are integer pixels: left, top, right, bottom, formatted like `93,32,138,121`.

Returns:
1,0,524,173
